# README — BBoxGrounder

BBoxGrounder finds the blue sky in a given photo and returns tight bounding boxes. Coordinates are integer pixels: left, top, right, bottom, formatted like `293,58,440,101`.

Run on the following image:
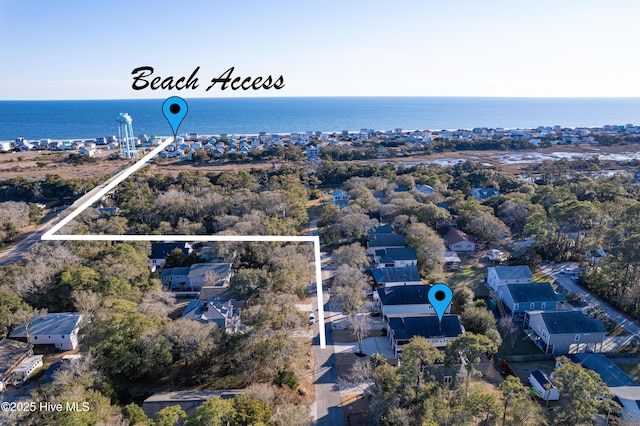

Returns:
1,0,639,100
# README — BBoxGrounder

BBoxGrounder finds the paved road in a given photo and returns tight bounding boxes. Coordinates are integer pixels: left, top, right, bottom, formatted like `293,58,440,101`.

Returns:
312,294,345,426
552,270,640,336
307,211,345,426
0,218,58,266
0,169,124,266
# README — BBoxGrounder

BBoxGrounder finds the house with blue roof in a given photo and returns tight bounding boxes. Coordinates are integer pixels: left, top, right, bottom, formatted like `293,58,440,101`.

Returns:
367,233,407,255
388,315,463,356
149,242,193,271
498,282,566,320
373,247,418,268
371,266,421,288
562,354,640,423
471,187,501,201
376,285,448,318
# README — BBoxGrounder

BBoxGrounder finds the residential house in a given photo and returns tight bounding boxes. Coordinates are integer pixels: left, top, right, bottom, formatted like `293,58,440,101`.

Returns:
181,299,233,330
306,145,319,158
366,233,407,255
388,315,462,357
486,265,534,291
376,285,449,318
332,190,349,208
471,187,501,201
161,267,191,291
369,224,393,234
373,247,418,268
143,390,244,420
566,353,640,423
523,310,606,355
371,266,421,288
497,282,566,320
187,263,233,290
149,242,193,271
0,339,33,391
440,227,475,252
9,313,83,351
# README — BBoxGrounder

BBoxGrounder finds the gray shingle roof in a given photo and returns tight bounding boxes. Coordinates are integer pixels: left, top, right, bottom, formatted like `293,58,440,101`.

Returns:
505,282,566,303
492,265,534,281
540,311,606,335
570,353,639,388
375,247,417,261
372,266,420,284
187,263,232,280
389,315,462,340
161,267,190,277
377,284,430,306
10,313,82,338
368,233,406,248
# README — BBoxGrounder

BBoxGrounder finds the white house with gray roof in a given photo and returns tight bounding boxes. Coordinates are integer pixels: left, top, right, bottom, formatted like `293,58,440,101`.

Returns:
373,248,418,268
487,265,534,291
10,313,83,351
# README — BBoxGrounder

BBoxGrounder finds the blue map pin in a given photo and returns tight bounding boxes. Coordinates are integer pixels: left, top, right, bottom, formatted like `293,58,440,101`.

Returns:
428,283,453,323
162,96,188,138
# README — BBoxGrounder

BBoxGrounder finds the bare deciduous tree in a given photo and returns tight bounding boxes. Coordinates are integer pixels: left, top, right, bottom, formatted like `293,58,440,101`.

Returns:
498,316,519,349
347,313,369,354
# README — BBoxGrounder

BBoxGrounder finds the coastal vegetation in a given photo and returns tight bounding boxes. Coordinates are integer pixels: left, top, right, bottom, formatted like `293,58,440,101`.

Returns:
1,153,639,424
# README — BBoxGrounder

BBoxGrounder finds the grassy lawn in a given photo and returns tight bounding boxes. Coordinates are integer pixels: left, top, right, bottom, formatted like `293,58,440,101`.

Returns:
445,263,489,298
533,271,554,283
497,327,546,358
506,359,557,384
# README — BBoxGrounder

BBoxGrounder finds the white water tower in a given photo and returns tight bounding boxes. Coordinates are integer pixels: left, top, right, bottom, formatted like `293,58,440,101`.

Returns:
117,113,138,158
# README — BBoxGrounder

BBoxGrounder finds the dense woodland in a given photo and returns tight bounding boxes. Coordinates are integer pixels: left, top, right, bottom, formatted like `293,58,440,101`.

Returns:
1,156,639,425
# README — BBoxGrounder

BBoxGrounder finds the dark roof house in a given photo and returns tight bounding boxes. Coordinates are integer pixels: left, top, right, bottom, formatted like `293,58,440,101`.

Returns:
371,266,421,287
367,233,407,255
388,315,463,356
524,310,606,355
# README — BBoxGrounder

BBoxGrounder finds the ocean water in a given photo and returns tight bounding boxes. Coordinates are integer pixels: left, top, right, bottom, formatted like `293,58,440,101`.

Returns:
1,97,640,141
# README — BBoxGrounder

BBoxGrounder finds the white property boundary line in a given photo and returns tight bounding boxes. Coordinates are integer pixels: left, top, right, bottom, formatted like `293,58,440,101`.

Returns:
41,137,327,348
